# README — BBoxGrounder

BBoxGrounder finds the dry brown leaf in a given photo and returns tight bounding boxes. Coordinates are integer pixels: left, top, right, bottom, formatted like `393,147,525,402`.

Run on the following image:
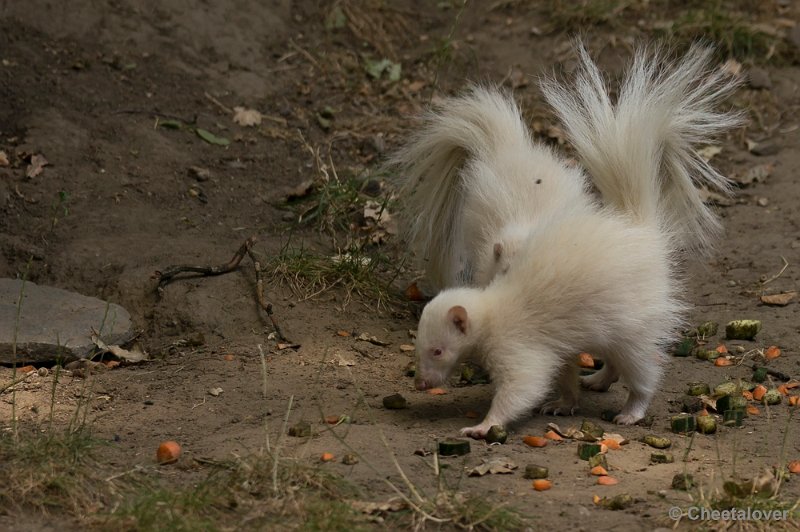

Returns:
760,291,796,306
26,154,48,178
468,457,518,477
0,150,8,166
232,106,262,127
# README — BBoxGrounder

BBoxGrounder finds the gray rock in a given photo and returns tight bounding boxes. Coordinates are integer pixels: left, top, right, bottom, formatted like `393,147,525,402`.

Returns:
747,67,771,90
0,278,134,363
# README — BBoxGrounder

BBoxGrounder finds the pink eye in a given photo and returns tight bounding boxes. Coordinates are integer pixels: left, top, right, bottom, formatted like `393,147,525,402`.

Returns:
433,348,443,356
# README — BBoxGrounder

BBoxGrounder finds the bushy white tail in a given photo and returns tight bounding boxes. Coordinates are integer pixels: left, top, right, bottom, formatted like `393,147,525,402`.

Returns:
390,87,536,290
541,43,743,252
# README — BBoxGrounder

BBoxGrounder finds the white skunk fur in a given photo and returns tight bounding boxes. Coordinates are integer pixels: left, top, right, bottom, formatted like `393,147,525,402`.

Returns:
392,44,742,438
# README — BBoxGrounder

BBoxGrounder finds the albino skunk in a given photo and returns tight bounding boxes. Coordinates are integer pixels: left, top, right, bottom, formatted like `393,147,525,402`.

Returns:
393,44,741,438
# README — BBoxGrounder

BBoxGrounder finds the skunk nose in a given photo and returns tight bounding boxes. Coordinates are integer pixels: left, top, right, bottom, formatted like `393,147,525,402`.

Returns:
415,378,429,391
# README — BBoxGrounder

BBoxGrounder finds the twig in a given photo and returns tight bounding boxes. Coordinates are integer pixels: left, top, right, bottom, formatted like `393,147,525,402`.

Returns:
204,92,233,115
153,236,256,293
247,247,287,342
761,256,789,285
152,236,289,342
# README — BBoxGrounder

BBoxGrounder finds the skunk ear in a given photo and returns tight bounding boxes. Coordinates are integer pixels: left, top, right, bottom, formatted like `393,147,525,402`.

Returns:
493,242,503,261
447,305,468,335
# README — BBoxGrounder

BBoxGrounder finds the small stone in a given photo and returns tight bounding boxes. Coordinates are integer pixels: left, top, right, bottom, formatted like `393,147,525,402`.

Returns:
650,452,675,464
642,435,672,449
342,453,359,465
672,473,694,491
523,464,549,479
188,166,211,181
747,67,772,89
382,393,408,410
687,382,710,396
485,425,508,444
756,197,769,207
207,387,223,397
288,421,312,438
37,367,49,377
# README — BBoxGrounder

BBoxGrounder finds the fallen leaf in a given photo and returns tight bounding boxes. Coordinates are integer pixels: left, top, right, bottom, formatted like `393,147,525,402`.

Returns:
232,106,262,127
208,387,223,397
158,119,182,129
25,154,49,178
364,57,401,81
91,334,147,362
277,342,301,350
765,346,781,360
698,185,734,206
734,163,773,187
468,457,518,476
195,128,231,146
760,291,796,306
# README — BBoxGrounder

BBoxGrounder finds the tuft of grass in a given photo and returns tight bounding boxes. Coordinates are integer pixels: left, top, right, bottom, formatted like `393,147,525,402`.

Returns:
109,450,364,531
265,241,403,308
0,426,105,518
653,0,793,63
545,0,633,28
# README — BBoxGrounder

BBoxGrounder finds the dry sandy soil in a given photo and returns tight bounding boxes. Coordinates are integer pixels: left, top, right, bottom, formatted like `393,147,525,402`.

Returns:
1,1,800,530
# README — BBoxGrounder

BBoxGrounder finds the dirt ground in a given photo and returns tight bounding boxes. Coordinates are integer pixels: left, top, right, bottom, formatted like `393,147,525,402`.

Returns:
2,1,800,530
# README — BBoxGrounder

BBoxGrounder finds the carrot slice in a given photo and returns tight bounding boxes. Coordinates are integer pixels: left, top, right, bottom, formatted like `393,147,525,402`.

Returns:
523,436,548,448
590,466,608,476
753,385,767,401
597,476,619,485
544,430,563,441
765,346,781,360
532,479,552,491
